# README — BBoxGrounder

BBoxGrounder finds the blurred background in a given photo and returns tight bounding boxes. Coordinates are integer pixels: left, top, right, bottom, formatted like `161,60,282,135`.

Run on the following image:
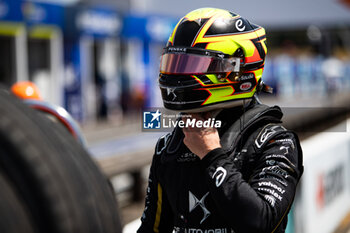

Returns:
1,0,350,232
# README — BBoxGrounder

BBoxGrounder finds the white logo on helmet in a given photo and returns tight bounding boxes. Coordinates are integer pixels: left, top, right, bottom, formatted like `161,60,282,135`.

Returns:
212,167,227,187
167,88,177,101
235,19,246,32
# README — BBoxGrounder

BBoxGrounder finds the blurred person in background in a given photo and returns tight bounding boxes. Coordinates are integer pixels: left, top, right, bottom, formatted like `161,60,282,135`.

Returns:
138,8,303,233
95,66,109,120
322,50,346,95
273,40,297,98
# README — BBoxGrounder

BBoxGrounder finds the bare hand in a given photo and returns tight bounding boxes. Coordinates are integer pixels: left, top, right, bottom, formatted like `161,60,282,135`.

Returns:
182,113,221,159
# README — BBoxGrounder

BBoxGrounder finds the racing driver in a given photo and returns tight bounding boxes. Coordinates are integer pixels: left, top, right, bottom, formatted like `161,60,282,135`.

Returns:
138,8,303,233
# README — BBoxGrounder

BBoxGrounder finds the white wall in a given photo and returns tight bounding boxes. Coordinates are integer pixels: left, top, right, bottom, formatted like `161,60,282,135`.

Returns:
295,119,350,233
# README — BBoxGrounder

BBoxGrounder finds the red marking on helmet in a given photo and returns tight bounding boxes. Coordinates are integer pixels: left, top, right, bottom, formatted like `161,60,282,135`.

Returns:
240,82,252,90
245,47,262,64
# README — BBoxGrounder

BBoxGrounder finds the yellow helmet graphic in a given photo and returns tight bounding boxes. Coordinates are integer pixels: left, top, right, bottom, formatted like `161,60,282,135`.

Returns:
159,8,268,112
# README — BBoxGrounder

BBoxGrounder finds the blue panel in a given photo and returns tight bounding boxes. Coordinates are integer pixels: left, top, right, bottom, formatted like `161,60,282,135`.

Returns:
65,6,121,38
145,16,177,43
22,1,65,27
122,14,177,43
0,0,23,21
122,15,147,39
64,40,83,122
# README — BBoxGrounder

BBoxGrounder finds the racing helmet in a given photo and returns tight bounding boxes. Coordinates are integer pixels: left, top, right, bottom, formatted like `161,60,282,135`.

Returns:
159,8,268,112
11,81,42,100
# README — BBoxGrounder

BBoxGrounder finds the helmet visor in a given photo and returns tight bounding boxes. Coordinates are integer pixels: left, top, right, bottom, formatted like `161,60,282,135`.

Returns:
160,53,240,75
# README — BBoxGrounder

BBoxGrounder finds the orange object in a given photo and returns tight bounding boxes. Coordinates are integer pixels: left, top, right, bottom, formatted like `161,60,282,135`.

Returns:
339,0,350,9
11,81,42,100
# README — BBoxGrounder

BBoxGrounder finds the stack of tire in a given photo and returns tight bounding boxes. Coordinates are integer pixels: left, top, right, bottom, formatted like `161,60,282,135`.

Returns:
0,88,122,233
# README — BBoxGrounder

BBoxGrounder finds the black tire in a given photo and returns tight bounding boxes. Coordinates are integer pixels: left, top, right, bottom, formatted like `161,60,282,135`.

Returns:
0,171,36,233
0,88,122,233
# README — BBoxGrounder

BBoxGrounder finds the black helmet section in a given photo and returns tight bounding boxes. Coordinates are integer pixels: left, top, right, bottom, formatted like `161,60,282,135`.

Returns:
170,18,209,47
159,72,258,111
159,74,210,111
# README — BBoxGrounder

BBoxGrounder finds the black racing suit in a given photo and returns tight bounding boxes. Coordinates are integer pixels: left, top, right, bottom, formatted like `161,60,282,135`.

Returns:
138,103,303,233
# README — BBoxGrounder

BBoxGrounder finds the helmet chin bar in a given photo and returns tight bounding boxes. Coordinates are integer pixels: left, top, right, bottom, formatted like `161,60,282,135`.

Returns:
159,71,258,112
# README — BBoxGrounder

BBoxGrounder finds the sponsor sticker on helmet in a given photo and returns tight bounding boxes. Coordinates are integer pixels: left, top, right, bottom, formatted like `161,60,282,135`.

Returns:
238,73,255,81
240,82,252,91
235,18,246,32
